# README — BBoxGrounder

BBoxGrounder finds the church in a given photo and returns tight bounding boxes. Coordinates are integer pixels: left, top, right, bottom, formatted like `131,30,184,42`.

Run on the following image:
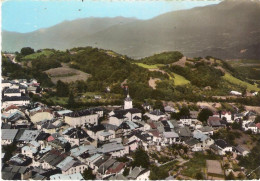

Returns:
108,93,142,126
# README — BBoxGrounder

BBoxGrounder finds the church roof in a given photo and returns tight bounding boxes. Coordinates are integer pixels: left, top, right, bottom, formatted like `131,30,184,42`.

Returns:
125,94,132,101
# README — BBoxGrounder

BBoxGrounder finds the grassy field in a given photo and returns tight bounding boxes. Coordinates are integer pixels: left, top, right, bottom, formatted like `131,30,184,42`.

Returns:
22,50,54,60
134,63,164,69
223,73,259,91
181,152,221,178
170,73,190,86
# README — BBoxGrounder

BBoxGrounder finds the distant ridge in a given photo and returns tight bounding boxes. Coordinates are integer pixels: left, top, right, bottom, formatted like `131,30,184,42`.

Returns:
2,0,260,59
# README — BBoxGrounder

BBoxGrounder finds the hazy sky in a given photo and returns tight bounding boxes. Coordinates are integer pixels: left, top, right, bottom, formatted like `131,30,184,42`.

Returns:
2,0,221,33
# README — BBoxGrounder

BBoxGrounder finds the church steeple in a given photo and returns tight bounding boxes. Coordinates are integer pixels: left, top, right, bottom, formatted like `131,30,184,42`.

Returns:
124,92,133,110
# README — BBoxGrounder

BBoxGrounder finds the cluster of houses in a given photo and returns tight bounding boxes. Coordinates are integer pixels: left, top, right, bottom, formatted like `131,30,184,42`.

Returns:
1,78,260,180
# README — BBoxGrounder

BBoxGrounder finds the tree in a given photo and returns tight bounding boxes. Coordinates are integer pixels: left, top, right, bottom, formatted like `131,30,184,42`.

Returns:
56,80,69,97
254,115,260,123
67,91,75,107
21,47,34,56
123,167,130,176
225,171,235,180
132,147,150,168
179,106,190,117
82,168,95,180
154,100,164,112
198,108,213,123
149,165,168,180
195,172,203,179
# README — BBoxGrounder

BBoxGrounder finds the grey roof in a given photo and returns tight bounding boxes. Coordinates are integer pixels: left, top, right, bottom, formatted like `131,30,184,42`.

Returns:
1,129,19,140
98,158,117,174
2,96,30,102
56,156,77,172
5,88,20,94
2,165,28,174
175,126,192,137
128,167,147,179
235,145,249,154
199,126,213,132
185,138,200,146
150,109,165,116
98,142,125,153
125,94,132,101
163,131,179,138
109,174,127,180
19,130,40,142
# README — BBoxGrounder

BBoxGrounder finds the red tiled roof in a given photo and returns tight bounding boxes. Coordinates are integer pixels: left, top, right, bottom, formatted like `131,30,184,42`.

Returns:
106,162,125,174
207,116,221,122
5,104,19,112
149,122,156,129
256,123,260,129
150,130,160,137
221,111,231,115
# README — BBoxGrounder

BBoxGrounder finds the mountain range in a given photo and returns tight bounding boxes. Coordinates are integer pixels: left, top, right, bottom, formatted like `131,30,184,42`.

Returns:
2,0,260,59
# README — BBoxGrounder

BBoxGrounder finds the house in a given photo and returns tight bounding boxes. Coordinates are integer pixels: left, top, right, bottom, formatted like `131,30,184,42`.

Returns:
64,109,98,127
86,124,106,140
164,105,177,113
50,173,84,180
4,104,19,114
211,139,233,155
108,174,127,180
70,145,97,161
86,153,103,170
185,138,202,152
4,88,21,97
179,116,198,126
2,79,12,90
256,123,260,133
234,145,249,156
1,129,19,145
2,165,31,180
230,91,242,96
127,167,150,180
97,141,129,157
142,102,152,111
39,149,67,169
62,127,91,146
162,131,180,145
27,86,38,94
244,122,258,134
21,145,38,158
192,130,214,150
207,116,227,128
18,130,41,143
9,154,32,166
144,109,167,121
2,96,30,108
127,131,153,151
56,156,87,175
109,108,142,126
198,126,214,135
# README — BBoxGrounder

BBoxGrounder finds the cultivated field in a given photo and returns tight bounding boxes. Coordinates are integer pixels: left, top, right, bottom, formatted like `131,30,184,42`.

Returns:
44,64,90,84
22,50,54,60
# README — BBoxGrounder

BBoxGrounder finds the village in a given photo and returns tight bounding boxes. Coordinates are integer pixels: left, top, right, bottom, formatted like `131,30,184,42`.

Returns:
1,77,260,180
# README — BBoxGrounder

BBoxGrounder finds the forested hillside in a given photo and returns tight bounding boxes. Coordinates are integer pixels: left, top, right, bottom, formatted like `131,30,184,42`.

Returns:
3,46,260,108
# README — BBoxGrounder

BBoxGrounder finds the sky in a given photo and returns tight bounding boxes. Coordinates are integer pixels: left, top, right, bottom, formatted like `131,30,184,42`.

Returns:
2,0,221,33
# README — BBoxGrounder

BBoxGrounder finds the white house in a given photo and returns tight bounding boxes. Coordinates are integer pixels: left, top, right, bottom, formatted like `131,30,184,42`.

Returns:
4,88,21,97
97,142,129,157
2,96,30,109
64,109,99,127
213,139,233,155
